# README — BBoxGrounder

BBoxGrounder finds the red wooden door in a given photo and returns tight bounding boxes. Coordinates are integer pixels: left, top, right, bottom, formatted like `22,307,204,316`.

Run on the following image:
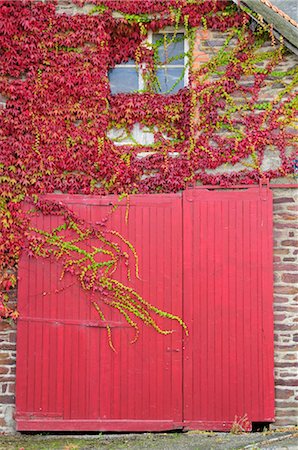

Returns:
183,187,275,430
16,188,274,431
16,194,183,431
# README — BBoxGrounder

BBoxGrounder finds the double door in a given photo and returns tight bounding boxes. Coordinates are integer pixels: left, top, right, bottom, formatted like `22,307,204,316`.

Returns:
16,188,274,431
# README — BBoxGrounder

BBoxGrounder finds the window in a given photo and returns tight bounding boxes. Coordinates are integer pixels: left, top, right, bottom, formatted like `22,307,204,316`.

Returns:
152,31,187,94
109,58,140,94
109,30,188,95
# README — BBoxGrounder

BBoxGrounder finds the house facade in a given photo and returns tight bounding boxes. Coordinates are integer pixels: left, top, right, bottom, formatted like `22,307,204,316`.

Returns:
0,0,297,432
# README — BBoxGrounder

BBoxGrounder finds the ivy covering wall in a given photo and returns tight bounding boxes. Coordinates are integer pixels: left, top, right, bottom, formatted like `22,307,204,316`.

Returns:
0,0,297,344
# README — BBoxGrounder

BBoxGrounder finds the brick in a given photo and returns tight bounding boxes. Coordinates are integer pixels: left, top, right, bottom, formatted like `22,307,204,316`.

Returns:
0,323,12,332
274,246,290,255
275,306,298,313
275,379,298,387
283,257,296,262
275,223,298,229
281,240,298,247
276,370,298,378
274,249,290,255
275,362,298,368
0,377,15,382
0,344,16,351
274,286,298,295
275,401,298,409
276,214,297,221
277,324,297,331
275,387,295,401
0,395,15,404
0,358,15,365
281,273,298,283
274,314,287,321
273,264,298,271
274,296,291,304
273,197,295,204
274,346,298,353
274,408,298,416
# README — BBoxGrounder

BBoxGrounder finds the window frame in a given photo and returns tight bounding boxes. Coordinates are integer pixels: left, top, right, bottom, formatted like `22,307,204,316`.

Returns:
109,27,189,95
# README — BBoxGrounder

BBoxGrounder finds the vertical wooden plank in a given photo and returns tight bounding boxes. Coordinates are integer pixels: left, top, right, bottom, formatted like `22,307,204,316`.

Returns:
207,200,216,420
40,214,51,416
26,260,36,414
140,204,150,420
235,198,244,415
221,200,230,419
260,190,275,420
248,198,259,418
242,200,253,416
88,204,101,420
228,197,238,421
170,196,183,424
213,199,223,422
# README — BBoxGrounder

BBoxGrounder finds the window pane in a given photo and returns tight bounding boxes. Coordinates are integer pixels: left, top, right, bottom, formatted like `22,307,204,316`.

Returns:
155,67,185,93
109,67,139,94
153,33,184,65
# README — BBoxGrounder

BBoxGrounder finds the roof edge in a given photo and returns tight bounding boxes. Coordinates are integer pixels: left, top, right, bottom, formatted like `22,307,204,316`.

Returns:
232,0,298,55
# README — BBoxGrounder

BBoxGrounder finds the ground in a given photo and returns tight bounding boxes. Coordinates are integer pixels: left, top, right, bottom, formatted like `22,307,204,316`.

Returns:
0,429,298,450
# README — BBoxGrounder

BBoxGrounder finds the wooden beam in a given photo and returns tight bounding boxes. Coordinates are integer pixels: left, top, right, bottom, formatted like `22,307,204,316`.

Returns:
233,0,298,54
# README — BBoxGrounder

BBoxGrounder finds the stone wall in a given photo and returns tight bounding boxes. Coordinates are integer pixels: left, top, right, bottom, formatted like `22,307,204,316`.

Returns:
273,188,298,427
0,321,16,433
193,27,298,178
